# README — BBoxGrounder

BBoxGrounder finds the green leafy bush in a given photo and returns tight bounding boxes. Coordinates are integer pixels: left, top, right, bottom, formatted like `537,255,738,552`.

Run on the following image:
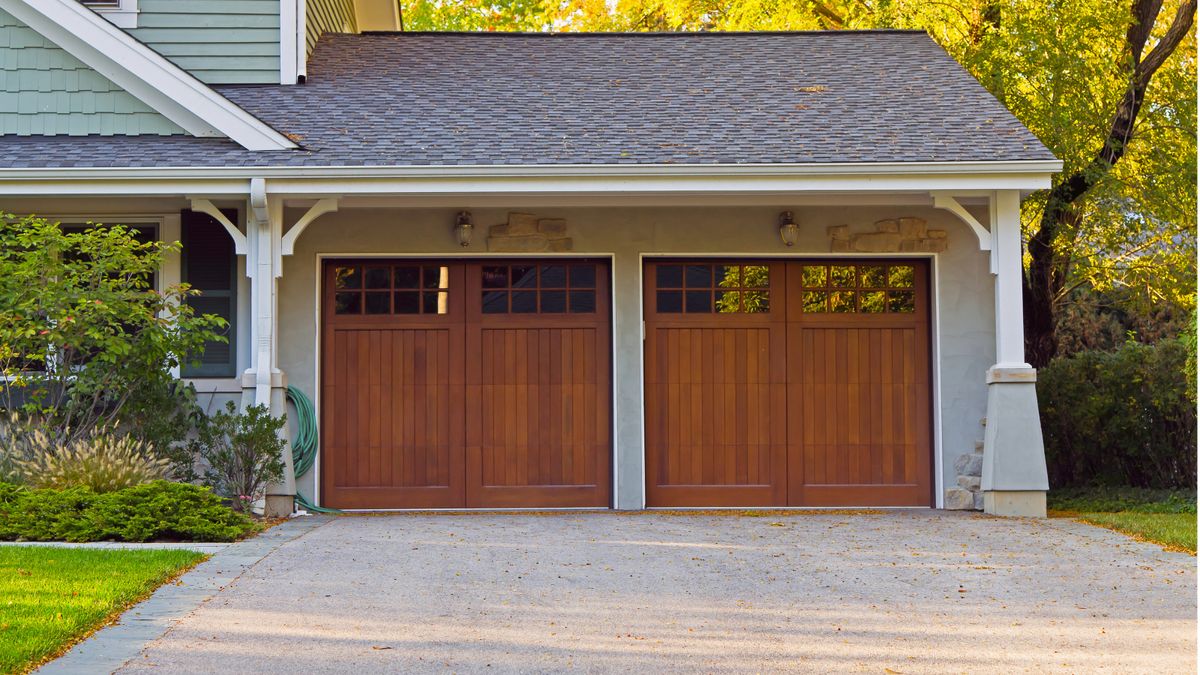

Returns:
15,427,170,492
0,481,257,542
197,402,286,512
1039,339,1197,488
0,214,224,448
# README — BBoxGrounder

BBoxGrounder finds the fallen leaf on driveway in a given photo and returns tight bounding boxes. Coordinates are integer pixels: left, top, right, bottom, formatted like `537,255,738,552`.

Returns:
372,646,393,650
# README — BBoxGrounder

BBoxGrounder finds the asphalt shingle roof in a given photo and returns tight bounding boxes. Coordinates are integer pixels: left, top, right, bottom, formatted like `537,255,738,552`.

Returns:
0,31,1056,169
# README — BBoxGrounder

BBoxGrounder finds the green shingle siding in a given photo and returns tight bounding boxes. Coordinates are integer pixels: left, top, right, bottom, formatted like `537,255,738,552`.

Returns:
128,0,281,85
306,0,357,56
0,8,183,136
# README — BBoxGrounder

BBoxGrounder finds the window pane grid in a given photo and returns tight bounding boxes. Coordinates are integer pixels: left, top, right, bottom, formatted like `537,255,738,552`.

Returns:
481,263,597,314
655,263,769,313
799,264,916,314
334,264,450,315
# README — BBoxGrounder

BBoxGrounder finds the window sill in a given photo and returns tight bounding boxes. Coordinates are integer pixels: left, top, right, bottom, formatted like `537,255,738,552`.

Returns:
95,9,138,29
183,378,242,395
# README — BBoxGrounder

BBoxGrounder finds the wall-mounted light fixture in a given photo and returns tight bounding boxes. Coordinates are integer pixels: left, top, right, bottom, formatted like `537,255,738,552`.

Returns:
778,211,800,247
454,211,474,247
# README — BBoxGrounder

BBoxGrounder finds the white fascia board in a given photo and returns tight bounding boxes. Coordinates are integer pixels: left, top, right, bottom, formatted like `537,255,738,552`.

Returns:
0,0,296,151
0,160,1061,197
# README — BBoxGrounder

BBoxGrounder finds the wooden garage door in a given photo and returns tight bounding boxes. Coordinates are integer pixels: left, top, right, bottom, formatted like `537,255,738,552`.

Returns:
644,260,932,507
322,260,610,509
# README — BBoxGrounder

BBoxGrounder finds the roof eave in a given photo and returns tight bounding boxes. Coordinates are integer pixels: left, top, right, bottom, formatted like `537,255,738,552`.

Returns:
0,160,1062,197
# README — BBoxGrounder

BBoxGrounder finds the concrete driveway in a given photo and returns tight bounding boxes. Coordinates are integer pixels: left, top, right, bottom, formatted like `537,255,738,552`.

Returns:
106,511,1193,673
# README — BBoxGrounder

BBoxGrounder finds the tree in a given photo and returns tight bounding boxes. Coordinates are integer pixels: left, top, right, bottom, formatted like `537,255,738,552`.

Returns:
1022,0,1196,365
0,214,224,445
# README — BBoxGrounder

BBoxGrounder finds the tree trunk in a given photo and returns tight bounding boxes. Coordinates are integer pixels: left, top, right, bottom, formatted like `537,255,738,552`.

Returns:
1022,0,1195,368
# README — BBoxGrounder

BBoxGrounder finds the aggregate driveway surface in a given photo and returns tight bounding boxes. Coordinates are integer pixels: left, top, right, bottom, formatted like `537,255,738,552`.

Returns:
117,511,1194,673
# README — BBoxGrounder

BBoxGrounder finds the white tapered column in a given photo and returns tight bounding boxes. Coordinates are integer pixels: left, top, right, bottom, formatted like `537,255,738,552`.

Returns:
980,190,1048,517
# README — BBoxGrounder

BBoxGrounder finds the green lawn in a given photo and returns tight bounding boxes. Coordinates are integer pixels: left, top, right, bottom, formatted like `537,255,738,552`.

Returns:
0,547,205,674
1049,487,1197,554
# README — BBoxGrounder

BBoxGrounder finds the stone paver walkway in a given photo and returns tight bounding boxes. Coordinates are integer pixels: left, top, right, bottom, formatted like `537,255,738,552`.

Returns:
52,511,1199,673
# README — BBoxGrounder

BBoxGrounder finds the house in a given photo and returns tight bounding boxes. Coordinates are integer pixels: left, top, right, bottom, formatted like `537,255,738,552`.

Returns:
0,0,1060,517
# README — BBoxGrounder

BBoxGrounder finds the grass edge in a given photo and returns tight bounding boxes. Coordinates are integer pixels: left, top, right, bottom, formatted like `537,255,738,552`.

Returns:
12,550,209,675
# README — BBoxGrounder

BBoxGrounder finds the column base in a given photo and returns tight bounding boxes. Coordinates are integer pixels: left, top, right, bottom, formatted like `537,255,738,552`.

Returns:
263,494,295,518
983,490,1046,518
981,367,1049,518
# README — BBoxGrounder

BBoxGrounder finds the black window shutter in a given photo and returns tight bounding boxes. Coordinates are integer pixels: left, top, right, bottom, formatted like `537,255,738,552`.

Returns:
181,209,238,378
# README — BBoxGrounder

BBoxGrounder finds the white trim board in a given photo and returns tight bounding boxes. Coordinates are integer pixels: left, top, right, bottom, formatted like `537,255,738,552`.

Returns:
0,161,1060,198
0,0,296,151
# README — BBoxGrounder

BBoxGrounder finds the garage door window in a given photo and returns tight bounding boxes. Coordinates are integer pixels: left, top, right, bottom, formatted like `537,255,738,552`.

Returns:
481,263,597,314
800,263,915,314
654,263,770,314
333,264,451,315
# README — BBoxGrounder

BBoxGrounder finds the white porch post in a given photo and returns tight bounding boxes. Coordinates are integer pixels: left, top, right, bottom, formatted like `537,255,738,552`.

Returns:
242,179,296,517
980,190,1049,517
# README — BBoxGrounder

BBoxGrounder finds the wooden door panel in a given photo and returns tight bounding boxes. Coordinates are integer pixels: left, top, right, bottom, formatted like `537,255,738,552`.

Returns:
643,261,787,507
321,262,466,509
643,259,932,508
785,261,932,506
323,259,611,509
465,261,611,508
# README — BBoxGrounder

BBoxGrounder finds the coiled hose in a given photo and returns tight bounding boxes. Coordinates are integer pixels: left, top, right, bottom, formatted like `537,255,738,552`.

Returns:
286,385,341,513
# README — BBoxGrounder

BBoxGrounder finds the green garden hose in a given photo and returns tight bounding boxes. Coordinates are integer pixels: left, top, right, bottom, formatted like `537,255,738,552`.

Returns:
286,385,341,514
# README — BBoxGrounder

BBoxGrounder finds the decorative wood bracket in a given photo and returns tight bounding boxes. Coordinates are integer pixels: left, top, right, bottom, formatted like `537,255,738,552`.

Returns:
931,192,995,273
187,198,247,255
281,198,339,256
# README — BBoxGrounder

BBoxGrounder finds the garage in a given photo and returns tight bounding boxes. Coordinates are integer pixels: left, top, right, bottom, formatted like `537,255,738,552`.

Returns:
644,260,932,507
321,259,611,509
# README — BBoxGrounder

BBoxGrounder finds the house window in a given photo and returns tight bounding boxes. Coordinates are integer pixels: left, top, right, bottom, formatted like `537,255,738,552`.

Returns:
79,0,139,29
181,209,238,378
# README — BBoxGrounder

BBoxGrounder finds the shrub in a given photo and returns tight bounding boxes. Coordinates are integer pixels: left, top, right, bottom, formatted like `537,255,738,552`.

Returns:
15,427,170,492
0,214,224,447
0,481,257,542
1038,339,1196,489
197,402,286,512
0,411,39,483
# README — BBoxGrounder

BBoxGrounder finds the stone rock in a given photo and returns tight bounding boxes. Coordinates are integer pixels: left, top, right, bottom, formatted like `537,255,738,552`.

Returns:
827,224,850,240
927,229,947,239
975,439,984,452
898,217,927,238
899,240,918,252
944,488,974,510
922,238,949,253
538,218,567,236
831,238,852,252
851,232,903,252
957,475,982,491
973,491,985,510
504,212,540,235
875,218,899,233
487,212,574,252
488,234,549,252
953,452,983,477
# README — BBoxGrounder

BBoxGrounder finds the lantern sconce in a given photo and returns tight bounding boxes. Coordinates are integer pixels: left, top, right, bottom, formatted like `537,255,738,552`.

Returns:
454,211,474,247
778,211,800,247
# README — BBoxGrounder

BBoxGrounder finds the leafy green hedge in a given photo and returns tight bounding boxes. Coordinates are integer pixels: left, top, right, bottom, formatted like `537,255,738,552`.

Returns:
1038,339,1196,489
0,481,258,542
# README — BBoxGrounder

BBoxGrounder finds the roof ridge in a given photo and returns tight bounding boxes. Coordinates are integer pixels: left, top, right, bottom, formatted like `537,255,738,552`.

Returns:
355,29,929,37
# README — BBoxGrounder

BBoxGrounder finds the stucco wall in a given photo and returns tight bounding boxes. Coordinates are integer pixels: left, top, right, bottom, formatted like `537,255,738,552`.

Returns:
278,204,996,509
